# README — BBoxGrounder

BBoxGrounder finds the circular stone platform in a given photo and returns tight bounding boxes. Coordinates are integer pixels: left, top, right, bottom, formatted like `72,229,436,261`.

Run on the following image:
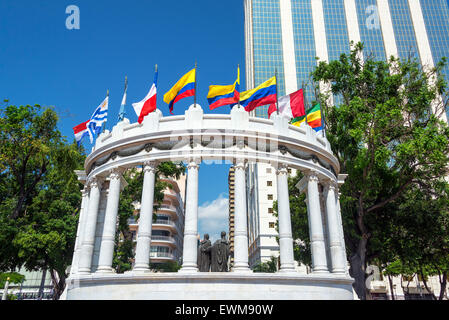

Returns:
65,272,354,300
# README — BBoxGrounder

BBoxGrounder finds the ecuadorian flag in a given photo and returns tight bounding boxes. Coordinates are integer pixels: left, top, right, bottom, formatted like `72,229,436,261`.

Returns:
163,68,196,114
240,77,277,112
207,67,240,110
291,103,323,132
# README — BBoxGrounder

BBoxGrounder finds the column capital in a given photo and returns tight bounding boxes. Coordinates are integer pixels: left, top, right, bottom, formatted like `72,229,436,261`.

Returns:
81,186,90,197
234,158,247,170
187,158,201,170
275,163,289,176
305,170,320,183
108,167,122,181
143,161,158,173
88,176,104,189
322,179,338,193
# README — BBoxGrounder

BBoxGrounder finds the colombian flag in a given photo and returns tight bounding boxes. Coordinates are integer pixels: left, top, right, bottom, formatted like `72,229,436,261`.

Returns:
163,68,196,114
207,67,240,110
291,103,323,132
240,77,277,112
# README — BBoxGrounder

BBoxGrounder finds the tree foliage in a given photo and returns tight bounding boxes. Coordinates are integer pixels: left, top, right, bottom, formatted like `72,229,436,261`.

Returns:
0,103,85,299
310,42,449,299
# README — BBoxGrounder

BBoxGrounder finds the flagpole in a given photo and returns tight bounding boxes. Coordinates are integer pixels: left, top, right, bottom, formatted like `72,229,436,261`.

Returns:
118,76,128,122
237,64,241,109
194,61,197,108
302,81,309,125
102,90,109,133
275,69,280,116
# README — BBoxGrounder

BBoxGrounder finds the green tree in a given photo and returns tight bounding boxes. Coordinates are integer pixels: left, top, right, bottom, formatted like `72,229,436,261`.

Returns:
384,181,449,300
252,256,278,273
0,103,85,300
311,43,449,299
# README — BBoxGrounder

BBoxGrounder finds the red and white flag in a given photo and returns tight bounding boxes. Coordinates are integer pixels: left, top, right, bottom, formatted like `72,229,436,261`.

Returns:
133,69,158,124
73,120,93,145
268,89,305,120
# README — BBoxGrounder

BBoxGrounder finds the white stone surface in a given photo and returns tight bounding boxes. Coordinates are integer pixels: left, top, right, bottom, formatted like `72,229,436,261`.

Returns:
276,164,295,272
134,162,156,271
78,178,102,274
97,170,122,273
66,273,354,300
179,159,200,273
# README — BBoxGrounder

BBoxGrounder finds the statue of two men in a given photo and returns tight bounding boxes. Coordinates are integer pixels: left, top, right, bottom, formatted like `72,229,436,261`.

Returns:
197,231,230,272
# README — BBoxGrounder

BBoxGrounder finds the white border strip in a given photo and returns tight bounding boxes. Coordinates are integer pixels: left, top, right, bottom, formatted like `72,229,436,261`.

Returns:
279,0,298,94
377,0,399,59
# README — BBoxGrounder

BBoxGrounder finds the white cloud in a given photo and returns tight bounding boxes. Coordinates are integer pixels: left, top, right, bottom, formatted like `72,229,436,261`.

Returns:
198,193,229,243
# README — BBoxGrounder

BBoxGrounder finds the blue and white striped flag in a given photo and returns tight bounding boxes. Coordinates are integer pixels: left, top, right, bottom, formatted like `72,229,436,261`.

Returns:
88,95,109,137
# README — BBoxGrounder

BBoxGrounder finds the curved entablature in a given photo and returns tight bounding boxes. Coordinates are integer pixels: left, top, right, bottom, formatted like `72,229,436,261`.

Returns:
84,104,340,183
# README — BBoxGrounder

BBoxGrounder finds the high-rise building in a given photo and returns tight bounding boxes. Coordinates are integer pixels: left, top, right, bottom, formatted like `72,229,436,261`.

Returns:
244,0,449,267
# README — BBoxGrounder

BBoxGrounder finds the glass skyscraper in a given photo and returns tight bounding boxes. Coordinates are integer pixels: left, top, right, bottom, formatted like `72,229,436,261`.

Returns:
243,0,449,267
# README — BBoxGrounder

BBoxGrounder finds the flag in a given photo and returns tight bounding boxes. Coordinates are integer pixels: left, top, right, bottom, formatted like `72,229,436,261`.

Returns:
239,76,277,112
267,89,305,120
207,66,240,110
73,120,93,145
163,68,196,114
291,103,323,132
133,69,158,124
88,95,109,137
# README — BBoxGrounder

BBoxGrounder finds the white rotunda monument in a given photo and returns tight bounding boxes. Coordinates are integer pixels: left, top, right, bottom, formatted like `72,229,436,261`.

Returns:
64,104,354,300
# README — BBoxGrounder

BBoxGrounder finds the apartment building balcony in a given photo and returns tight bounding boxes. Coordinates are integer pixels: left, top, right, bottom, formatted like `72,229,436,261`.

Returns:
157,204,177,218
150,252,175,260
164,189,183,206
151,235,176,246
153,219,177,233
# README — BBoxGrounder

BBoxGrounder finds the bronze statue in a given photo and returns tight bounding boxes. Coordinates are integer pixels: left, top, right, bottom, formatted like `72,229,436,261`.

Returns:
210,231,230,272
197,234,211,272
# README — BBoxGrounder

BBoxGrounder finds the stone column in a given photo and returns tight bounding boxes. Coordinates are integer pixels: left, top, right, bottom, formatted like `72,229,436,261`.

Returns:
324,181,346,273
97,169,122,273
133,161,157,272
179,159,200,273
70,186,89,275
336,191,348,273
78,177,103,274
276,164,296,273
233,159,251,272
306,171,328,273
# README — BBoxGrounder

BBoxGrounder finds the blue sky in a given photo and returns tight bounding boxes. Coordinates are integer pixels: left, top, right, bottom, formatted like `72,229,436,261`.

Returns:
0,0,245,240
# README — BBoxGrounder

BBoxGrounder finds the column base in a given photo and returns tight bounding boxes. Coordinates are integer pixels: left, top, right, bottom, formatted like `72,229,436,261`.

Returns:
232,265,252,273
129,269,153,274
278,268,297,274
178,267,199,273
94,267,116,274
331,269,346,274
312,268,330,274
77,268,92,275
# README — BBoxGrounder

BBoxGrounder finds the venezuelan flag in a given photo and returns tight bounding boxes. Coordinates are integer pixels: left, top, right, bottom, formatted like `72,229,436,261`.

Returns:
240,77,277,112
291,103,323,132
163,68,196,114
207,67,240,110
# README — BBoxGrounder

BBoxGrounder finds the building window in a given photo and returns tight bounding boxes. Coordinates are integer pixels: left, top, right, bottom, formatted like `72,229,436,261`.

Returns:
268,208,273,214
288,168,292,174
267,181,272,186
268,194,273,200
269,222,275,228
